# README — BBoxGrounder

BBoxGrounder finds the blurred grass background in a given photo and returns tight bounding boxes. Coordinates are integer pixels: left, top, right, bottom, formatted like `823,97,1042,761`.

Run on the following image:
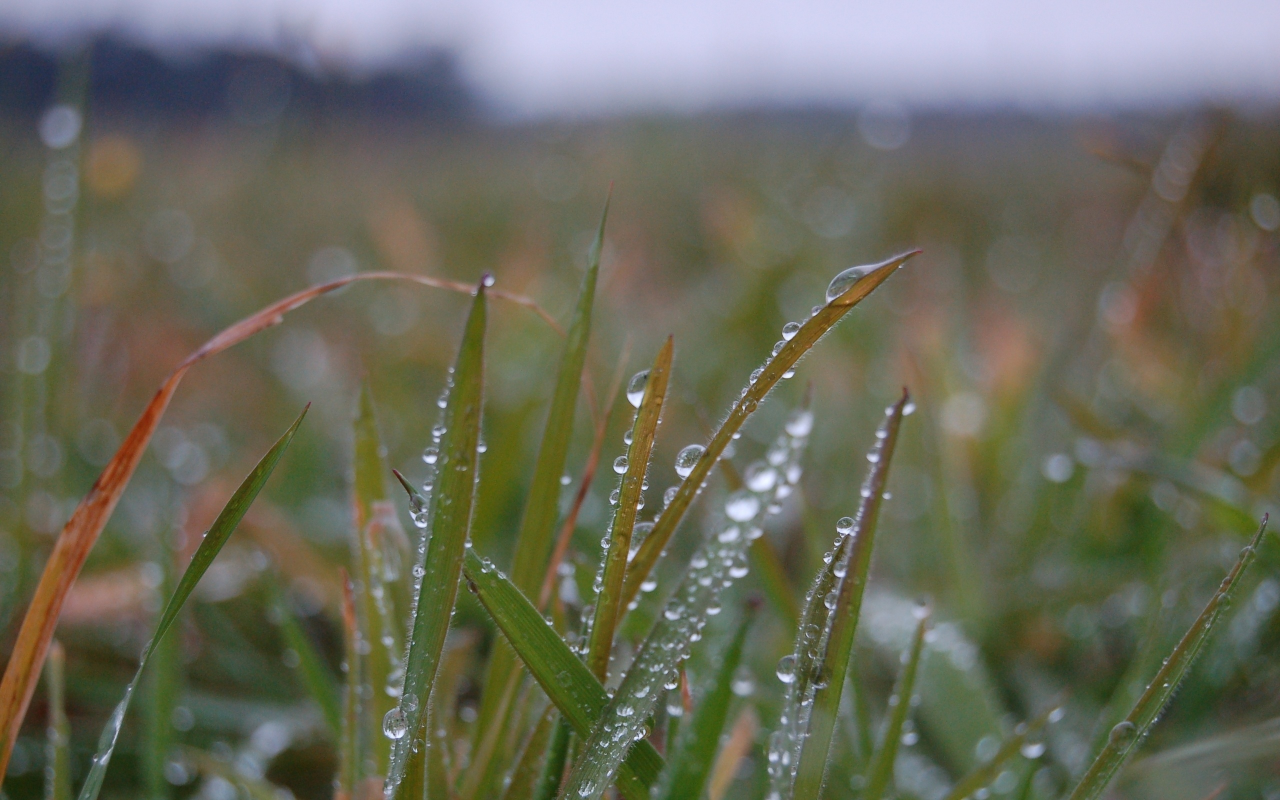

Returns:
2,57,1280,798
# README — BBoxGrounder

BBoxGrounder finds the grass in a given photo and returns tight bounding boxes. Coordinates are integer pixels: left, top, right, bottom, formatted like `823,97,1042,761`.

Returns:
3,106,1280,800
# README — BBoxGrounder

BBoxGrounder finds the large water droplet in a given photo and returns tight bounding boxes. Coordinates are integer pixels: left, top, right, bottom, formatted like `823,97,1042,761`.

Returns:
776,655,797,684
836,516,855,535
825,262,878,303
626,370,649,408
422,447,439,465
613,455,629,474
383,707,409,740
782,321,801,341
674,444,704,478
725,490,760,522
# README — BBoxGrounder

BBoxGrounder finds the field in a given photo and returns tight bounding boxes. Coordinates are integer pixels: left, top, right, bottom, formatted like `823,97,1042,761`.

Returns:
2,104,1280,799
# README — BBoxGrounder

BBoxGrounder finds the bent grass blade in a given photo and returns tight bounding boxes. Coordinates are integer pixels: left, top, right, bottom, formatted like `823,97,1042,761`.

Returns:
74,406,309,800
460,547,663,800
622,251,919,611
1065,516,1272,800
385,283,487,800
788,392,909,800
941,701,1063,800
0,268,561,777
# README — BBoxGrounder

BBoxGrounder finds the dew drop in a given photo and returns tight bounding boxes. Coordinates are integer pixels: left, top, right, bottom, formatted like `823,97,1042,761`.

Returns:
825,262,878,303
422,447,439,465
784,409,814,438
383,707,409,740
613,456,629,474
674,444,705,478
1108,721,1137,746
776,655,797,684
782,321,801,340
626,370,649,408
725,490,760,522
744,461,778,492
663,486,678,508
1019,741,1046,759
836,516,855,535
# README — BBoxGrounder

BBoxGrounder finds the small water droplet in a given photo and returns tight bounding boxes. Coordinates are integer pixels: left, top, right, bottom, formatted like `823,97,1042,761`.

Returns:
1108,721,1137,746
744,461,778,492
784,409,814,438
613,455,629,474
663,486,678,507
782,321,801,340
422,447,439,464
725,490,760,522
626,370,649,408
674,444,705,478
836,516,855,535
560,473,572,486
1019,741,1046,759
383,707,409,740
776,654,797,684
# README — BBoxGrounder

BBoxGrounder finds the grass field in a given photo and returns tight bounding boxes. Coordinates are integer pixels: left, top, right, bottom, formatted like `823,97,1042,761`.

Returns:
2,104,1280,799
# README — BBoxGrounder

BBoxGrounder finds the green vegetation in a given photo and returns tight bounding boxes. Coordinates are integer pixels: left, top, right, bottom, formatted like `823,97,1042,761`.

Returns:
2,108,1280,800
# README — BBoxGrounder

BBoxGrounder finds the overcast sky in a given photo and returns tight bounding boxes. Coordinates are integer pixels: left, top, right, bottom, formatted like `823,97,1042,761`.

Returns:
3,0,1279,115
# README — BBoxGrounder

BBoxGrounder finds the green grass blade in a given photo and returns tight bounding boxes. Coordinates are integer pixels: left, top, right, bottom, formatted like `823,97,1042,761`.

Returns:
863,610,930,800
622,251,917,610
338,572,363,799
941,702,1061,800
74,405,309,800
1065,516,1271,800
788,391,908,800
142,547,180,800
44,641,70,800
563,394,818,800
587,337,673,679
385,282,487,800
459,546,662,800
353,382,405,776
655,601,757,800
271,582,343,737
533,714,572,800
462,195,607,800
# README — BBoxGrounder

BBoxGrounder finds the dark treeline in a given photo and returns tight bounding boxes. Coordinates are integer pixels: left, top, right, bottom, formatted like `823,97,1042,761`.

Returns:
0,36,475,123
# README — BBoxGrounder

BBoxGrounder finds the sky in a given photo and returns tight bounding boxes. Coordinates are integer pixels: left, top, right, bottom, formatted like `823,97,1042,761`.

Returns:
3,0,1280,116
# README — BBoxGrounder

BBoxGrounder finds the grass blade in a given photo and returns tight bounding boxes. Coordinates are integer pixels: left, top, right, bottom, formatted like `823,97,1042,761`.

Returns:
0,268,560,777
353,383,404,776
941,702,1062,800
655,600,757,800
461,195,608,800
338,571,363,800
863,609,930,800
74,406,309,800
459,547,663,800
707,708,758,800
384,281,487,800
1065,516,1271,800
141,546,180,800
621,251,918,611
271,582,343,738
44,641,71,800
532,712,572,800
786,391,908,800
562,392,818,800
587,337,673,679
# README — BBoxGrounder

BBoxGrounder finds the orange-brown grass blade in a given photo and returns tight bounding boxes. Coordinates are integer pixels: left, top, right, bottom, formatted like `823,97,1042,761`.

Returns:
0,270,554,776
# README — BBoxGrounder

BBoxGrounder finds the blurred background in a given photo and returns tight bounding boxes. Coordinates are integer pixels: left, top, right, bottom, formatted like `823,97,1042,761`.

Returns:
2,1,1280,798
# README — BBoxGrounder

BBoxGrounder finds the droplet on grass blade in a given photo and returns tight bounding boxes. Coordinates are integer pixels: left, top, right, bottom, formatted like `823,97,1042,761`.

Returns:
626,370,649,408
674,444,704,478
825,262,880,303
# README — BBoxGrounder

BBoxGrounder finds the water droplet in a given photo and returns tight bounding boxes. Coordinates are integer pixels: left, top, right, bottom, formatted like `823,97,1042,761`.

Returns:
776,655,797,684
613,456,629,474
825,262,878,303
725,490,760,522
744,461,778,492
578,781,596,797
782,321,801,340
626,370,649,408
1019,741,1046,759
610,489,620,505
903,400,916,416
412,564,425,579
623,430,634,446
616,704,634,717
482,273,495,287
1108,721,1137,746
560,473,572,486
749,368,763,384
674,444,705,478
718,526,742,543
784,409,814,438
432,423,447,439
664,486,678,507
422,447,439,464
836,516,855,535
383,707,409,740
